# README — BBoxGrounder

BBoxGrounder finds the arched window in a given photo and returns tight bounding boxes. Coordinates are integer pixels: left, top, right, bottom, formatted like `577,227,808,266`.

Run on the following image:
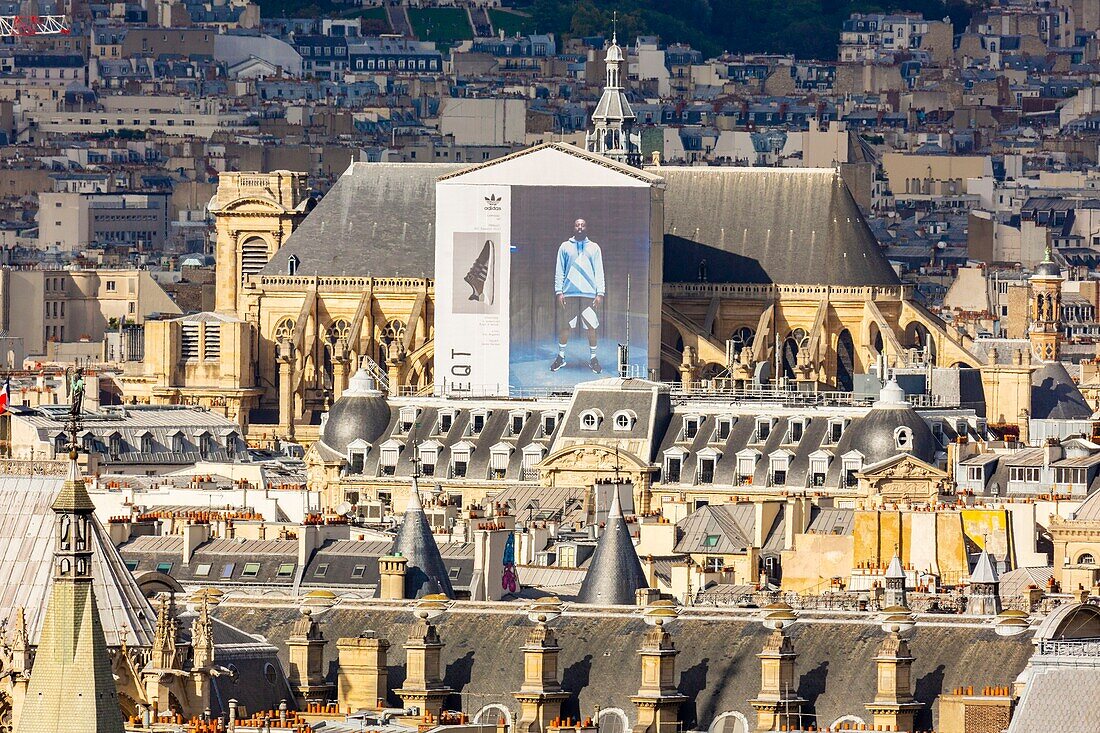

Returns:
328,318,352,346
613,410,636,431
274,318,294,343
894,426,913,451
580,409,602,430
1079,553,1096,565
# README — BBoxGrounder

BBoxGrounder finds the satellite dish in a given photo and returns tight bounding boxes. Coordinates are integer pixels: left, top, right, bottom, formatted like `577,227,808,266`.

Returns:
336,501,352,516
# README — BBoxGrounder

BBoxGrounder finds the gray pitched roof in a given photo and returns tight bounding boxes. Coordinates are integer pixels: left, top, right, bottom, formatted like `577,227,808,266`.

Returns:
1030,361,1092,420
213,600,1035,731
674,504,753,555
576,489,647,605
261,162,464,278
394,481,456,598
656,166,900,286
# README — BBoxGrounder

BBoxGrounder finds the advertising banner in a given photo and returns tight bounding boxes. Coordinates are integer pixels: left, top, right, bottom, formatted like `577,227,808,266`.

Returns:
435,150,652,396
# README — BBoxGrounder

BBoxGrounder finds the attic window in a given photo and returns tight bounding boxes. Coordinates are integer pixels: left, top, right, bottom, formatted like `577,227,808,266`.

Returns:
314,563,329,577
221,563,235,579
242,562,261,578
156,561,173,574
703,534,720,548
509,411,526,435
826,419,846,444
788,419,806,444
468,410,489,434
579,409,602,430
448,567,461,580
895,426,914,451
438,411,454,434
754,418,773,443
287,254,300,276
613,410,637,431
276,563,295,578
352,565,366,578
398,406,419,433
683,416,700,440
542,413,558,435
194,563,211,577
716,417,733,441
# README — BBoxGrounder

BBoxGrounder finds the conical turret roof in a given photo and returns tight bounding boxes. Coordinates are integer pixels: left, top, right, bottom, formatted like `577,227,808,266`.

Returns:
393,479,455,599
971,548,999,585
577,489,648,605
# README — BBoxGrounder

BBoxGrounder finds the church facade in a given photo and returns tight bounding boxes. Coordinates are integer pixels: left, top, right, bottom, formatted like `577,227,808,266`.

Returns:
122,35,980,436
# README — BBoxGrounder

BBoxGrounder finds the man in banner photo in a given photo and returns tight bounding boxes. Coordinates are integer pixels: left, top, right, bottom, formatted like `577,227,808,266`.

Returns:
551,218,605,374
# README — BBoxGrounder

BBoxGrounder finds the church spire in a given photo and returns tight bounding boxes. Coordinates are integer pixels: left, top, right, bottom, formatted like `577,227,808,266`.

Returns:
14,445,125,733
586,25,641,166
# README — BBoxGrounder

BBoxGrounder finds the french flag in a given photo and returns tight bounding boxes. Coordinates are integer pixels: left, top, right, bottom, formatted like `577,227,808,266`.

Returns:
0,378,10,414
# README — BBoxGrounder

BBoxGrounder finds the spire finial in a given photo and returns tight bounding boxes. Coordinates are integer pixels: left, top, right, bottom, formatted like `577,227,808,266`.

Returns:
1044,244,1054,263
611,11,617,45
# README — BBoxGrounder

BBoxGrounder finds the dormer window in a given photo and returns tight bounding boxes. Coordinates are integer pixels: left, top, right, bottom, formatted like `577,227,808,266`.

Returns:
826,418,846,444
613,410,637,431
715,417,734,442
736,449,760,485
521,444,546,480
287,254,300,275
509,410,527,436
489,442,512,479
451,441,474,478
754,418,775,443
894,426,914,452
683,415,701,440
398,406,420,434
418,441,440,476
470,410,489,435
809,452,830,487
579,409,603,431
787,418,807,444
54,433,67,456
931,420,945,446
139,432,153,454
437,410,455,434
108,432,122,459
169,431,184,453
770,451,791,486
379,439,403,476
955,419,968,437
542,413,559,435
696,447,721,484
842,451,864,488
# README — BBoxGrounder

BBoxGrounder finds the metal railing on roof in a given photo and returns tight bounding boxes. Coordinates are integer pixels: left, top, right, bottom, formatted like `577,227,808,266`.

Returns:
1038,637,1100,657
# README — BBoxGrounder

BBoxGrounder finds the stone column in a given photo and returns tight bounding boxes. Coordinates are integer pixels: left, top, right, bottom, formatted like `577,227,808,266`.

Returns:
277,338,295,438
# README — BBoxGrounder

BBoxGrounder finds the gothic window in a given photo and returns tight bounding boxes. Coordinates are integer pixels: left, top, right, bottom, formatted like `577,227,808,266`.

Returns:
379,319,406,362
274,318,294,343
328,318,352,346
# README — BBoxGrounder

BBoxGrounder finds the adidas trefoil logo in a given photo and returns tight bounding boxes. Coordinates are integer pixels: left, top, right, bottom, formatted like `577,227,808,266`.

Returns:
484,193,503,211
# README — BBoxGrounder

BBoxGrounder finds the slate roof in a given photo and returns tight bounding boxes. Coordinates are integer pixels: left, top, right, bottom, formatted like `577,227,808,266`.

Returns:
674,504,755,555
1030,361,1092,420
260,152,899,288
1008,667,1100,733
0,475,156,648
260,162,464,278
576,490,647,605
655,167,900,286
394,483,456,598
213,600,1035,731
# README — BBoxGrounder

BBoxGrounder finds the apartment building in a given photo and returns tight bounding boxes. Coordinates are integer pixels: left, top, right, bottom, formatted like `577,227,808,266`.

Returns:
37,191,169,252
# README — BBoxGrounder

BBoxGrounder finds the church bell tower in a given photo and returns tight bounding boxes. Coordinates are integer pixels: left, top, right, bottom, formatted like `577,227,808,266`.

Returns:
586,30,641,166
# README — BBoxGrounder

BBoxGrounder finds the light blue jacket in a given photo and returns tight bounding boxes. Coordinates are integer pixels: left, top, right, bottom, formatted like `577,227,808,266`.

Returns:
554,237,605,298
